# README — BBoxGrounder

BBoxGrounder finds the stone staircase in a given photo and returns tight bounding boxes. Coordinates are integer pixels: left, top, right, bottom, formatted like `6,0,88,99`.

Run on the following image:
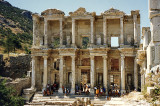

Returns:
24,92,107,106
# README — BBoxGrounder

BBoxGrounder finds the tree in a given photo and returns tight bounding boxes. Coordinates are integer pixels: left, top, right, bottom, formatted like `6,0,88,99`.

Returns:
4,35,14,56
0,78,24,106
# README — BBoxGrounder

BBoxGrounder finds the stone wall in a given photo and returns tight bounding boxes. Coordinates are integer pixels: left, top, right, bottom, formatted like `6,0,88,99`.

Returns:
0,77,31,96
0,54,31,79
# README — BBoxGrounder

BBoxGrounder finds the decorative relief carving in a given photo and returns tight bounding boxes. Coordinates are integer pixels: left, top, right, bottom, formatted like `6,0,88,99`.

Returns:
41,9,65,16
69,7,95,17
151,46,155,63
102,8,125,16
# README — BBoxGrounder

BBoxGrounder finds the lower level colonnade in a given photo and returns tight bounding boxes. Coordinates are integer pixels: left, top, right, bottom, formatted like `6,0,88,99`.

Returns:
31,53,138,95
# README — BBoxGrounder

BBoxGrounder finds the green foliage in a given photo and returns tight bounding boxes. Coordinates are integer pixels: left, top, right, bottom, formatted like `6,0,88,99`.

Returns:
24,46,31,54
0,2,33,33
0,2,33,52
0,78,24,106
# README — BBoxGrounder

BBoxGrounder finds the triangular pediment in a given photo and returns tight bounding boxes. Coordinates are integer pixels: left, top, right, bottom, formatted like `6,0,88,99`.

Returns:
102,8,125,16
41,9,65,16
69,7,95,17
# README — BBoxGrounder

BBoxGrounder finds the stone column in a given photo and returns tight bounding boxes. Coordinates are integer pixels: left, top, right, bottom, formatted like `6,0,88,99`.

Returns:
71,56,76,94
43,56,48,91
90,56,95,95
33,21,36,46
103,56,108,94
58,56,64,94
90,18,94,45
44,19,48,47
120,17,124,45
103,18,107,45
134,57,138,90
31,56,36,89
133,15,137,45
60,19,63,46
72,19,75,47
121,54,126,94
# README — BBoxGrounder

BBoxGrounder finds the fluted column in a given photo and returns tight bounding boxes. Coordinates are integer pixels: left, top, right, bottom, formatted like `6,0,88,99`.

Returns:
44,19,48,47
133,15,137,45
90,18,94,45
103,56,108,94
58,56,64,93
31,56,36,89
43,56,48,91
134,57,138,90
121,54,126,94
120,17,124,45
71,56,76,94
60,19,63,46
90,56,95,95
72,19,75,47
103,18,107,45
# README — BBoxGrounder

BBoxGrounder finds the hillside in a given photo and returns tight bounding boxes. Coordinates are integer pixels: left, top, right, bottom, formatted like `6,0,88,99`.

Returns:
0,0,33,54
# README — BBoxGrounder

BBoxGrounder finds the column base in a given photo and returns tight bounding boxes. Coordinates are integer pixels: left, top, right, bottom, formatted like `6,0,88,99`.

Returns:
71,44,77,48
90,88,94,95
58,88,63,94
121,89,126,95
70,88,75,94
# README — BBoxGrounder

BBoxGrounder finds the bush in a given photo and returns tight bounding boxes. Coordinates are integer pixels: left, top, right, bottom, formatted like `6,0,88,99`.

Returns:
0,78,24,106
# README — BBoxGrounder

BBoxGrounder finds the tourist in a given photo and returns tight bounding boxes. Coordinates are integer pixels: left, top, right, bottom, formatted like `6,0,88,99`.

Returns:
96,87,99,97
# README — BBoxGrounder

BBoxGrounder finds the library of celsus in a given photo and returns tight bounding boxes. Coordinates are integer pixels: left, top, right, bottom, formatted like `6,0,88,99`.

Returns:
30,7,141,95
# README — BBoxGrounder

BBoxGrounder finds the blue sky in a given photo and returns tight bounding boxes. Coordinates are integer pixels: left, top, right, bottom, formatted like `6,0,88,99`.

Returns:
6,0,150,32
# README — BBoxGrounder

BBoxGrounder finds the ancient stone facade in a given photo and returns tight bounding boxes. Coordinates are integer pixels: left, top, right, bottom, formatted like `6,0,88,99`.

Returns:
30,7,140,95
137,0,160,92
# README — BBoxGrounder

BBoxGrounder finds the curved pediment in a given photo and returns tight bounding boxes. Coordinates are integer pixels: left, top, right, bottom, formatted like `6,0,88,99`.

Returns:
41,9,65,17
102,8,125,16
69,7,95,17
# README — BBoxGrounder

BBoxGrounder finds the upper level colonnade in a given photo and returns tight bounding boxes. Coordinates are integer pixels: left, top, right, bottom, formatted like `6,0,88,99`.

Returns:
32,7,140,49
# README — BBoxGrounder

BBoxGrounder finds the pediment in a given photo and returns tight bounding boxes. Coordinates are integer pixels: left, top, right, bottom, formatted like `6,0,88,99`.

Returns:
69,7,95,17
41,9,65,17
102,8,125,16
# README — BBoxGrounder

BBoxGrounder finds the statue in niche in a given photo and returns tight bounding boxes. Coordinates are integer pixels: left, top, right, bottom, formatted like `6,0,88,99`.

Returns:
66,35,71,46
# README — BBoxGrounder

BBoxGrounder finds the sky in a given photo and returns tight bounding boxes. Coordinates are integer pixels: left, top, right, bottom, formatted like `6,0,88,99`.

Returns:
6,0,150,29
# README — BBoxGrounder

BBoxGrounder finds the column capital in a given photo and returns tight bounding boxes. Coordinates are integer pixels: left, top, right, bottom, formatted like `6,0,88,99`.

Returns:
72,19,75,23
120,54,125,59
43,56,48,59
90,56,94,60
102,56,108,59
59,18,63,22
31,56,36,59
133,14,137,21
120,17,123,21
90,18,94,22
71,55,76,59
